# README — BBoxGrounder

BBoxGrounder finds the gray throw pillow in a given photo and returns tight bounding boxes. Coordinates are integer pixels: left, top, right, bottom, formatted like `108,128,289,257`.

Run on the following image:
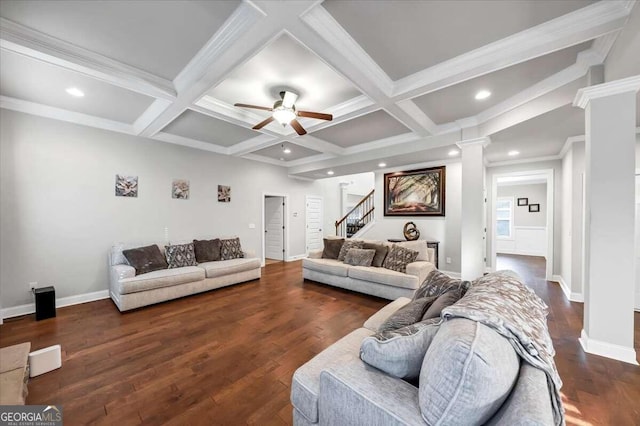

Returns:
337,240,364,261
379,296,437,332
220,238,244,260
382,244,419,273
193,238,221,263
360,318,440,381
419,318,520,425
123,244,168,276
322,238,344,260
363,242,389,267
344,248,376,267
165,243,197,268
414,269,471,300
422,290,461,320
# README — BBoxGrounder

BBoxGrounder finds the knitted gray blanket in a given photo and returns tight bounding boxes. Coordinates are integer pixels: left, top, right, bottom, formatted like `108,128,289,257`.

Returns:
441,271,564,426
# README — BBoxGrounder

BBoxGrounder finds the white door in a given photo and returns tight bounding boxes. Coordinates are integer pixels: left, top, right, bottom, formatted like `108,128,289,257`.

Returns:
635,175,640,310
265,197,284,260
306,196,323,253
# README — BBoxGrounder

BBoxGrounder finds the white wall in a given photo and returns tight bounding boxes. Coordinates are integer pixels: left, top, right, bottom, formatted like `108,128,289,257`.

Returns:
0,110,322,309
318,172,374,236
486,160,562,274
497,184,547,226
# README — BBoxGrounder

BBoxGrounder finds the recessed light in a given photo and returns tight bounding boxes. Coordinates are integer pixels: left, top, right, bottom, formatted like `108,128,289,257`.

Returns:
283,148,291,154
327,170,334,175
508,150,520,156
378,162,386,168
475,90,491,100
65,87,84,97
279,157,285,161
448,149,459,156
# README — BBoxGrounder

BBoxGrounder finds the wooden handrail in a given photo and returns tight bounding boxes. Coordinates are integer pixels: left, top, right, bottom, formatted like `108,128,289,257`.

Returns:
335,189,374,228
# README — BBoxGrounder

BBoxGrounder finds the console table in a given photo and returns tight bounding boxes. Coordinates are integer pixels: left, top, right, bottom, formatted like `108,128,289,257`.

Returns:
387,239,439,268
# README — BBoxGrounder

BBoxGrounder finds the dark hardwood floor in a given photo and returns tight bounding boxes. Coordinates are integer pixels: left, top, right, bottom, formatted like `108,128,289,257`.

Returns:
0,258,638,425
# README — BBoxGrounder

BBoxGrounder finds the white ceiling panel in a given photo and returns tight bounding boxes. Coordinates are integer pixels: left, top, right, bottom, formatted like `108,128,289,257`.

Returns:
324,0,597,80
486,104,585,162
162,110,256,147
312,110,410,148
250,142,322,162
207,34,361,113
412,42,592,124
0,0,240,79
0,50,153,123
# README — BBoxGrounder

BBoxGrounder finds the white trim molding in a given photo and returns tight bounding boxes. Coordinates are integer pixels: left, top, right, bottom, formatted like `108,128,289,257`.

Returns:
552,275,584,302
1,290,110,320
573,75,640,108
579,329,639,365
456,136,491,149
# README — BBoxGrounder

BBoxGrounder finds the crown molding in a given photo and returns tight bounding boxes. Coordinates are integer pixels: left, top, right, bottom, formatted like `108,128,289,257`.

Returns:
133,99,173,135
486,155,562,168
285,152,337,168
457,136,491,149
0,18,176,100
559,135,586,158
226,134,281,156
173,2,267,93
573,75,640,108
392,0,631,101
343,132,418,155
395,99,438,135
0,96,133,135
300,5,393,97
240,153,286,167
152,132,228,154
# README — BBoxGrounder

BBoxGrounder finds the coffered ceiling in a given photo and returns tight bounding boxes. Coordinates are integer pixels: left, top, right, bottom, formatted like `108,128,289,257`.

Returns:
0,0,637,178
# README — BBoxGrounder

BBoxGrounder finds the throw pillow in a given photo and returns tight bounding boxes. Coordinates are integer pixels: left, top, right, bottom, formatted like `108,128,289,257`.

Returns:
422,290,461,320
360,318,440,381
193,238,222,263
122,245,168,275
337,240,364,261
344,248,376,267
419,318,520,425
322,238,344,260
382,244,419,273
396,240,429,261
362,242,389,267
413,269,471,301
220,237,244,260
165,243,197,268
378,296,438,333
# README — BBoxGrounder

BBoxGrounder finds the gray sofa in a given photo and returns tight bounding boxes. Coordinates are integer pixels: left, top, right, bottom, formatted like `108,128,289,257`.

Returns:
108,243,261,311
291,296,554,426
303,239,436,300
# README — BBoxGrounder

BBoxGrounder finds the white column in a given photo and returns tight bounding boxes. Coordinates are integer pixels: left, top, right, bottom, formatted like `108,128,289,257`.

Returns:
573,75,640,365
457,137,489,281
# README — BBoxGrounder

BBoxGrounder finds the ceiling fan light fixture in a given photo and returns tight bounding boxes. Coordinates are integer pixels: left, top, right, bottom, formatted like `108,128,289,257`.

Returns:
273,106,296,125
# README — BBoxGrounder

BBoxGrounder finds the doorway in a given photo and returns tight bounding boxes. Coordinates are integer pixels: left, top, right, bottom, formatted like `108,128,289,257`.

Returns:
262,193,289,266
305,195,323,254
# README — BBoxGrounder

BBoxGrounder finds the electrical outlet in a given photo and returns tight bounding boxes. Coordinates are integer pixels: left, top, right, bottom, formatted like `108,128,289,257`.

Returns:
446,257,452,264
29,282,37,292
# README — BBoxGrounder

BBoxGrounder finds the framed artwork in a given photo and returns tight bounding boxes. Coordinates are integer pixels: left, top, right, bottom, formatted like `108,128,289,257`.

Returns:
172,179,190,199
384,166,446,216
218,185,231,202
529,204,540,212
517,198,528,206
115,175,138,197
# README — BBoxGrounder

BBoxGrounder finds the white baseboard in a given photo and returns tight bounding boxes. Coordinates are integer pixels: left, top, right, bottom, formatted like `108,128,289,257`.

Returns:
551,275,583,303
287,254,307,262
579,329,638,365
1,289,109,320
484,266,494,274
440,270,461,279
496,250,546,257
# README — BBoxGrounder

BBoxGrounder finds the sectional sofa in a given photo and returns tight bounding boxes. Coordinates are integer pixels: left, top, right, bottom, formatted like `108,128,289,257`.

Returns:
108,242,261,311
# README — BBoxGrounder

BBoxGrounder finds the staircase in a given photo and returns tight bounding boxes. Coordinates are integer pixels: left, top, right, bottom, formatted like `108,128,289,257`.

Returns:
335,190,374,238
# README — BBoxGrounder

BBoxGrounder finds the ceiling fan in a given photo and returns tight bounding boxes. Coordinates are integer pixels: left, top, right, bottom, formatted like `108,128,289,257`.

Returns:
234,91,332,136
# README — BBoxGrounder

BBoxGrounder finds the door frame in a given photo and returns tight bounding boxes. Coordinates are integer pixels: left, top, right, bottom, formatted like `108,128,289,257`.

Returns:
490,169,554,280
305,195,324,255
261,192,289,267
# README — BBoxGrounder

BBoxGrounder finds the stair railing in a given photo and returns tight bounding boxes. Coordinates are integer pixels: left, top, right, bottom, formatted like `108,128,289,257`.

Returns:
335,189,375,238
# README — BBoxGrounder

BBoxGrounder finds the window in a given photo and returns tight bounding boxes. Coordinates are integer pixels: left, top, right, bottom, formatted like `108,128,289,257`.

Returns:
496,197,513,239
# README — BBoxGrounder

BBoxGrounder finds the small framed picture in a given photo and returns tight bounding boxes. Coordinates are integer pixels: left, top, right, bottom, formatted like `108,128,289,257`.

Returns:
517,198,528,206
218,185,231,202
529,204,540,212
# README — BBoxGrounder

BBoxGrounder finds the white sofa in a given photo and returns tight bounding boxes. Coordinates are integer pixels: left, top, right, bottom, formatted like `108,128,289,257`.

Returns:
303,239,436,300
108,243,261,311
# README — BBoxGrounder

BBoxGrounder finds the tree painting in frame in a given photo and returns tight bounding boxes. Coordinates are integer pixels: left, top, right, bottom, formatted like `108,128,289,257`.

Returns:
218,185,231,202
384,166,446,216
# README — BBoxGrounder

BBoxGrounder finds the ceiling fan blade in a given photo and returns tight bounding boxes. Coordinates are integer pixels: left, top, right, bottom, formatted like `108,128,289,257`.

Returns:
290,119,307,136
282,91,298,108
235,103,273,111
253,116,275,130
297,111,333,121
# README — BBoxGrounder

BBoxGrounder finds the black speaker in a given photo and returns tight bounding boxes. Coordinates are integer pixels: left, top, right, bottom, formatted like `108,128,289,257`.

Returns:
35,286,56,321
